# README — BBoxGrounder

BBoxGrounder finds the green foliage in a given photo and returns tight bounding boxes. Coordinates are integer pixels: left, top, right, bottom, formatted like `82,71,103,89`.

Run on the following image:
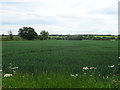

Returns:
8,30,13,40
67,35,83,40
66,35,117,40
2,34,117,41
18,27,37,40
40,30,49,40
2,36,9,41
2,72,120,88
2,36,23,41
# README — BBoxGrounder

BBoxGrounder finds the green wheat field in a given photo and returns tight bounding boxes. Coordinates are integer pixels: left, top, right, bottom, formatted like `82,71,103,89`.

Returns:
2,40,120,88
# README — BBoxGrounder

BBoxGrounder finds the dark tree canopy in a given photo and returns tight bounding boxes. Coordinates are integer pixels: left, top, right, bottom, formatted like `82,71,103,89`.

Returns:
18,27,37,40
40,30,49,40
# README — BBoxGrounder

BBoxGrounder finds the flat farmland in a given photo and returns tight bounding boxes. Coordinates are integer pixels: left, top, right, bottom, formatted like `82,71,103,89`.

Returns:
2,40,119,88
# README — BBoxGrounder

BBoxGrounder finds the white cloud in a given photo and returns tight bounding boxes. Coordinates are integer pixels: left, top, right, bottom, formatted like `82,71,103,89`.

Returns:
0,0,118,35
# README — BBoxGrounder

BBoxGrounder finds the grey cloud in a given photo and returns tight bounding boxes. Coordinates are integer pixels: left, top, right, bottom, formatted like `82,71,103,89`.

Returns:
90,8,117,15
1,16,59,25
0,0,118,35
0,2,22,5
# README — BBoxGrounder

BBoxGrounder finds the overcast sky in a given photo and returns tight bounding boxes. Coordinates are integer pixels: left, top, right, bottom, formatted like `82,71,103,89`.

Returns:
0,0,118,35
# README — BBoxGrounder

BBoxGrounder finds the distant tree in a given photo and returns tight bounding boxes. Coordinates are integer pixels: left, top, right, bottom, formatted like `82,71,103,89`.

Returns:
77,35,83,40
110,36,116,40
40,30,49,40
67,35,83,40
18,27,37,40
8,30,13,40
2,34,4,36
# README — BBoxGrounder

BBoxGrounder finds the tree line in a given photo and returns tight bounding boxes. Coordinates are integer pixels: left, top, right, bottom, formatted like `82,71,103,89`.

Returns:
2,27,49,40
2,27,118,41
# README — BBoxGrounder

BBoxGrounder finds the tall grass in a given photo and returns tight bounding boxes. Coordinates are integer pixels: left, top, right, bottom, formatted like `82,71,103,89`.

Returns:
2,72,120,88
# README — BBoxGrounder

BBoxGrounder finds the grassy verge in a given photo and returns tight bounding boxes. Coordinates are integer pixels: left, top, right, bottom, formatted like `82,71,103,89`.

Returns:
2,72,120,88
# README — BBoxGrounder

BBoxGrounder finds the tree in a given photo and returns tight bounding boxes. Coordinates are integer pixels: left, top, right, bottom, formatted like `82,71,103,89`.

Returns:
2,34,4,36
18,27,37,40
40,30,49,40
8,30,13,40
67,35,83,40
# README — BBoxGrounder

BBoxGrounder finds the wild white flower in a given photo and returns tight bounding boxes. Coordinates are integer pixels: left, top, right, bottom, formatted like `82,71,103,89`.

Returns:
83,66,89,70
75,74,79,77
118,57,120,59
70,74,76,78
70,74,75,77
0,70,2,72
108,65,114,68
11,67,19,70
4,74,13,77
89,67,97,70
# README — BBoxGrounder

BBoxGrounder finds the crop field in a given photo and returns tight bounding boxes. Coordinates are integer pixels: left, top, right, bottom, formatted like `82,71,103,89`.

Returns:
2,40,120,88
